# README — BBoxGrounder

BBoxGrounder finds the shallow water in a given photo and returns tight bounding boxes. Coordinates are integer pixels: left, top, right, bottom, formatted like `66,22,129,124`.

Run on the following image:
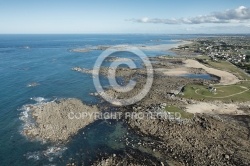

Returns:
0,34,201,165
181,73,219,80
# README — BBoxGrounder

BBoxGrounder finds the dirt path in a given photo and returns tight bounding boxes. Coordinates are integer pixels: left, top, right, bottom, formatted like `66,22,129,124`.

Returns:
185,102,245,115
184,59,240,85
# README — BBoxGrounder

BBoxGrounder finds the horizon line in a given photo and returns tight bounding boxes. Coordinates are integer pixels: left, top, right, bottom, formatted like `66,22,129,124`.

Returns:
0,33,250,35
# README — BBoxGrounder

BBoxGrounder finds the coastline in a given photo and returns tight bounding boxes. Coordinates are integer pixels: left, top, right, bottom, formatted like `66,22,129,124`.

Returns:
87,40,250,165
21,98,99,143
18,36,250,165
71,40,193,53
184,59,240,85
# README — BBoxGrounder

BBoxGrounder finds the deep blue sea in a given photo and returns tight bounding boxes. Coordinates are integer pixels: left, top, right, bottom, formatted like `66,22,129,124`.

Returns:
0,34,204,165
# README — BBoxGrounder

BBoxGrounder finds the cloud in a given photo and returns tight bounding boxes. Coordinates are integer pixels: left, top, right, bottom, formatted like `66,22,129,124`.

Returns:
129,6,250,24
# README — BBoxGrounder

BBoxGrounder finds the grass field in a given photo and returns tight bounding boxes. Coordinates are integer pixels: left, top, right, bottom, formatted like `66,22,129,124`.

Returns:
182,82,250,102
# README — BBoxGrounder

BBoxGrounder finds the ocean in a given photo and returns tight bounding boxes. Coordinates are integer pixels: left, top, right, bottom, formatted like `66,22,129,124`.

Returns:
0,34,200,165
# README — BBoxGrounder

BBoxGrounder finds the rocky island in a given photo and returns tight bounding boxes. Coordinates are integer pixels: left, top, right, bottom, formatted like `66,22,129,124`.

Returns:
22,98,99,143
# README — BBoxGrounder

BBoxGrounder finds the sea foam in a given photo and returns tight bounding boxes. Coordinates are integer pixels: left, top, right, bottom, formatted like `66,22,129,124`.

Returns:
24,146,67,162
30,97,47,103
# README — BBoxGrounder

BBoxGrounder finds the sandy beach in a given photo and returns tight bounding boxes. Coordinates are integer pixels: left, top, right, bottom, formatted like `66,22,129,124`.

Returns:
185,102,245,115
158,58,240,85
137,40,193,51
184,59,240,85
155,67,189,76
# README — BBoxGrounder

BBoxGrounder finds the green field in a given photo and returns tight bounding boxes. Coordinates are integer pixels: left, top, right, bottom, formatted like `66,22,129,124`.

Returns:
182,82,250,102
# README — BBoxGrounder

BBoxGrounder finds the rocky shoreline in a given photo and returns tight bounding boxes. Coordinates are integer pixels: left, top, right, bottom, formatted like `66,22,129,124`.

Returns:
22,98,99,143
127,113,250,165
23,45,250,165
84,55,250,165
90,147,163,166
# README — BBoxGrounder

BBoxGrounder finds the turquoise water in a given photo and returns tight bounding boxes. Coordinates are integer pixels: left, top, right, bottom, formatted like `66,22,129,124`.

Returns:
0,34,199,165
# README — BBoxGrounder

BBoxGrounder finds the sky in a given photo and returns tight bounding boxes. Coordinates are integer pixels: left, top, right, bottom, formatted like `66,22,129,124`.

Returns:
0,0,250,34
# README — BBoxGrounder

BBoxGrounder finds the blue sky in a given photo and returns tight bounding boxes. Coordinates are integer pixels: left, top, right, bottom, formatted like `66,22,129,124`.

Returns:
0,0,250,34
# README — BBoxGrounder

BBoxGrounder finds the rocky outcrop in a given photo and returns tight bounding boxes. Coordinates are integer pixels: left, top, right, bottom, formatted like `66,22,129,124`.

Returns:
126,112,250,166
90,148,162,166
22,98,99,143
